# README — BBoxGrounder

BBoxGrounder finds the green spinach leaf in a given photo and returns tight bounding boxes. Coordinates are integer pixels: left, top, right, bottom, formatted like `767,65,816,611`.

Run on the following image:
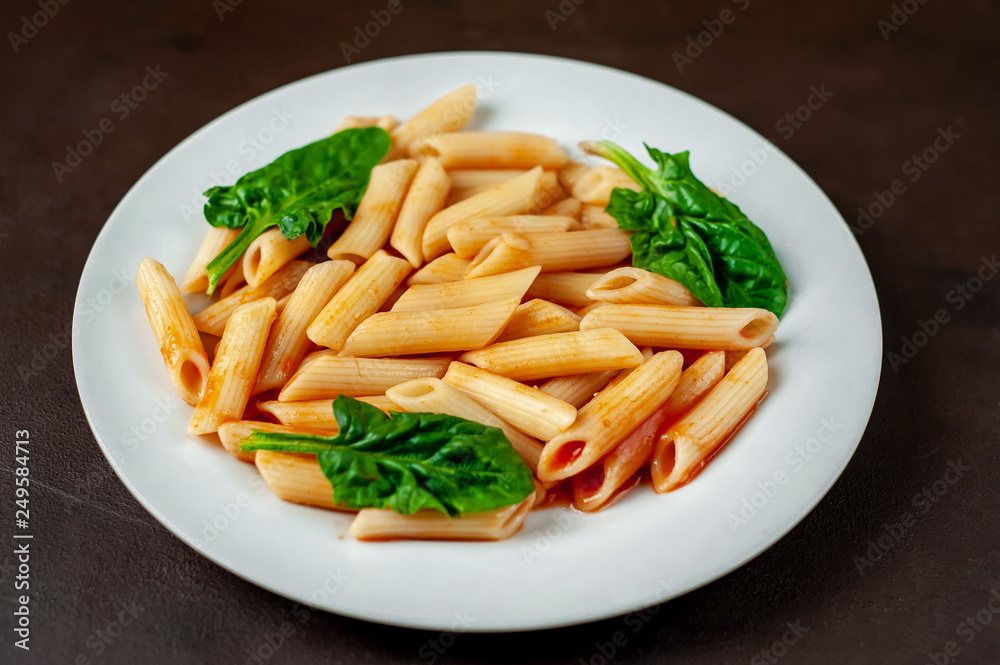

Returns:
241,396,535,517
203,127,390,294
583,140,789,316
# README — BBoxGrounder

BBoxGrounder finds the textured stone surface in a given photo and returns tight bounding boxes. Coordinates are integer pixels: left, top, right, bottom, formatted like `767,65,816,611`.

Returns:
1,0,998,663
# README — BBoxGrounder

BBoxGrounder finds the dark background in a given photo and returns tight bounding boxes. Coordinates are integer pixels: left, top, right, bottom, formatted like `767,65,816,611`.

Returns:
3,0,999,663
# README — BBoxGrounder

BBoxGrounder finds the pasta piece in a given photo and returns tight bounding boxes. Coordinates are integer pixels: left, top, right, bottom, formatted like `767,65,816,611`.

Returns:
464,230,631,279
136,257,211,405
447,215,576,258
495,299,580,343
180,227,241,293
243,228,313,288
421,167,543,261
526,271,604,308
458,328,643,382
327,159,419,263
527,170,567,213
580,304,778,350
256,450,354,512
558,163,639,206
189,298,277,435
391,266,540,313
410,132,569,170
341,296,521,357
349,495,533,541
537,351,683,482
254,260,355,394
193,260,310,337
390,157,450,267
537,370,620,409
278,354,450,401
662,351,726,420
586,266,702,306
386,378,542,471
217,420,337,464
441,362,577,441
258,395,400,428
406,253,471,285
542,197,583,220
218,259,246,298
390,84,478,155
581,204,619,229
448,169,526,190
334,114,398,132
307,250,411,351
651,348,768,493
575,301,607,318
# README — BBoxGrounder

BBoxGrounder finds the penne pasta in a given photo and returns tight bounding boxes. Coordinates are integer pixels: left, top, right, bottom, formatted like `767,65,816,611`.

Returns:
334,114,398,132
349,494,533,541
458,328,643,382
218,259,247,298
662,351,726,421
581,204,620,229
258,395,401,428
525,271,604,308
189,298,277,435
341,296,521,357
542,197,583,220
447,169,526,190
390,157,450,267
421,167,543,261
586,266,702,306
537,351,683,482
464,230,631,279
385,378,543,471
442,362,576,441
307,250,411,351
327,159,419,263
243,228,313,288
651,348,768,493
527,170,567,213
390,84,478,156
193,260,310,337
537,369,621,409
180,227,242,293
391,266,540,313
136,258,211,405
580,304,779,350
406,252,471,285
277,354,450,401
410,132,569,170
254,260,355,394
494,299,580,343
217,420,338,464
447,215,576,258
255,450,354,512
558,163,639,206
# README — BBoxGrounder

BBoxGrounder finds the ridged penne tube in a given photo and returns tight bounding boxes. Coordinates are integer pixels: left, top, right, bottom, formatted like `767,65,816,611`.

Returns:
526,271,604,308
254,261,355,394
441,362,577,441
662,351,726,421
447,169,526,190
586,266,702,306
349,495,532,541
581,205,619,229
411,132,569,170
390,84,478,155
391,266,540,313
445,174,559,210
458,328,643,383
243,228,313,288
390,157,450,267
277,354,450,401
542,197,583,220
327,159,419,263
334,114,398,132
537,351,683,482
307,250,411,351
385,378,543,471
180,227,242,293
189,298,277,435
407,253,471,285
558,163,639,206
193,260,310,337
217,421,338,464
136,257,211,405
421,167,543,261
495,299,580,343
447,215,576,258
580,304,779,351
341,296,521,357
527,171,567,213
537,369,620,409
464,230,631,279
651,348,768,493
218,260,246,298
258,395,400,428
255,450,354,512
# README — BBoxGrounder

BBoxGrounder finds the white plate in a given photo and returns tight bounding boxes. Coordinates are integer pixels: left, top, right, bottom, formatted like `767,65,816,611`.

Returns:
73,52,881,631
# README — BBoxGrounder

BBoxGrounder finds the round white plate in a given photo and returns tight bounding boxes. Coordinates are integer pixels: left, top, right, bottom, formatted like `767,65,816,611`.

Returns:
73,52,881,631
